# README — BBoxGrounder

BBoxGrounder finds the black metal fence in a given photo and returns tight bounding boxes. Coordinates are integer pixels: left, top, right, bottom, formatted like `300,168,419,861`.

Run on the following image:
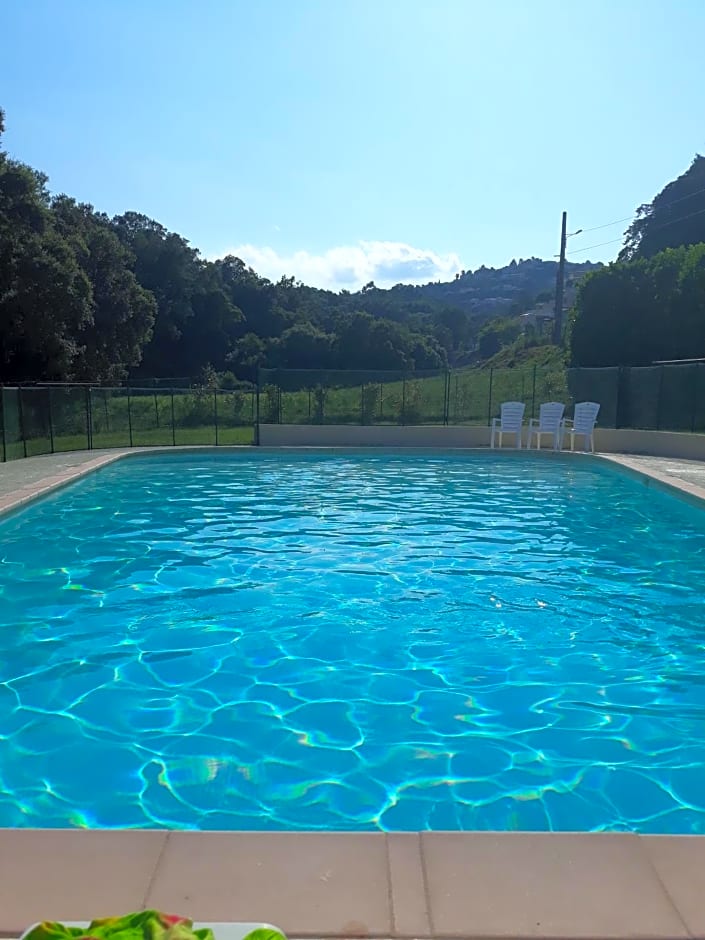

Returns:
1,384,257,461
3,364,705,461
259,363,705,433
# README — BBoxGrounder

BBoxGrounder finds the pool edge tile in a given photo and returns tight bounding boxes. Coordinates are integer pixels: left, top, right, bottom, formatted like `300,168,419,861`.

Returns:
386,833,431,937
0,451,129,518
640,835,705,938
144,831,391,937
421,831,689,939
0,829,168,934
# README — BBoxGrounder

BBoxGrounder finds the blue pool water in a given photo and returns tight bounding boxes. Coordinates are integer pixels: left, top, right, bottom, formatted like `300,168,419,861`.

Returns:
1,450,705,832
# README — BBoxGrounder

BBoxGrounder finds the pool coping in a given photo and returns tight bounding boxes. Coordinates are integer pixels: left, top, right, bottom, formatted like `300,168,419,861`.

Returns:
1,829,704,939
2,448,705,938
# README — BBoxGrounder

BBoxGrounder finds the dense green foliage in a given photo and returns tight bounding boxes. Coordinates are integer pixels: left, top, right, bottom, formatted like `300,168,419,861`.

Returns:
570,153,705,367
0,107,596,384
570,244,705,366
620,155,705,261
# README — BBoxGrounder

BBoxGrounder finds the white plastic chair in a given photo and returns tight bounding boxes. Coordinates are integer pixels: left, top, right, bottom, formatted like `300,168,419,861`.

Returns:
562,401,600,452
490,401,525,449
527,401,565,451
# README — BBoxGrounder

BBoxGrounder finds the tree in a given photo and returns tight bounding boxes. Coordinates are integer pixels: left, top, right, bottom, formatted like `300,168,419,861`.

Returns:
477,317,521,360
569,245,705,367
620,155,705,261
271,323,335,369
112,212,202,376
52,196,156,381
0,124,93,381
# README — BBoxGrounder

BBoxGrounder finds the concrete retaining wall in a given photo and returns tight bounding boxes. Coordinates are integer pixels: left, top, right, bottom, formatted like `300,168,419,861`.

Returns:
260,423,705,458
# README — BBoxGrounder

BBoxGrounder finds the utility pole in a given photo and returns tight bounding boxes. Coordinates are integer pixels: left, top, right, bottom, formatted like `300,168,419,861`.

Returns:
552,210,567,345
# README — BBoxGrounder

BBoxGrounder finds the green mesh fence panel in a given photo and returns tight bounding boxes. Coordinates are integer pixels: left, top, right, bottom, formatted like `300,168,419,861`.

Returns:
448,370,491,424
19,387,52,456
488,368,534,422
128,388,174,446
215,387,256,444
172,388,216,445
6,366,705,457
89,387,132,448
1,388,23,460
259,369,449,426
694,364,705,432
654,364,699,431
566,367,619,427
621,366,661,429
50,387,90,451
401,372,447,424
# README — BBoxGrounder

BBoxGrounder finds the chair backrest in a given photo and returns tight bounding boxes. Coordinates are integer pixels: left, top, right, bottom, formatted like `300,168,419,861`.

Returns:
537,401,565,432
573,401,600,434
499,401,526,431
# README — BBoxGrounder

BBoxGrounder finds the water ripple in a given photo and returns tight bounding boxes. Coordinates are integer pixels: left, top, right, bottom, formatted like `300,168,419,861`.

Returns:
1,450,705,832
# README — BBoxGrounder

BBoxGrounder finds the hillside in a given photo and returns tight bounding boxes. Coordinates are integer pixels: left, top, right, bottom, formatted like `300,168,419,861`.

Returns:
387,258,600,319
0,104,600,385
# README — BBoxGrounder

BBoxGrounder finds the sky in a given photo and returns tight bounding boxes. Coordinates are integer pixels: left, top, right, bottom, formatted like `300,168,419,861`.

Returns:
2,0,705,291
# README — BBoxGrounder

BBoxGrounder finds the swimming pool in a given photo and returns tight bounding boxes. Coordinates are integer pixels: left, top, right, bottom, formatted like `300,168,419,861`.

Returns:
1,450,704,832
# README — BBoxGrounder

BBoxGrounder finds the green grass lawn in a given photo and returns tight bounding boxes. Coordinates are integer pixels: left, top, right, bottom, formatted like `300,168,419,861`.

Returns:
264,363,570,426
2,424,255,461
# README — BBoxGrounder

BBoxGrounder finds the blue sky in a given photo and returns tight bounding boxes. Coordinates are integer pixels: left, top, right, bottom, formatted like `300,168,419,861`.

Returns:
2,0,704,289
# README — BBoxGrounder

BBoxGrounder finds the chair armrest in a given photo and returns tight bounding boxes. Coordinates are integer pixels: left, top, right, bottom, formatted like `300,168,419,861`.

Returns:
528,418,539,428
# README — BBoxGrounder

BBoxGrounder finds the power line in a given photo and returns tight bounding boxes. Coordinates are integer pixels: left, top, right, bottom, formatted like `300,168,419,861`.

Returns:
573,183,705,238
578,216,633,235
566,236,624,256
567,205,705,256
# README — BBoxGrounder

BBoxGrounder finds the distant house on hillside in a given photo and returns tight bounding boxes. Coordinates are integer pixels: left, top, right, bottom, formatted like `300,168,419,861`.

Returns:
520,302,554,332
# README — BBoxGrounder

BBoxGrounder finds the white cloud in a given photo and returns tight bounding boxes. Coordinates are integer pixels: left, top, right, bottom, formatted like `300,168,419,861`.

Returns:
208,240,462,291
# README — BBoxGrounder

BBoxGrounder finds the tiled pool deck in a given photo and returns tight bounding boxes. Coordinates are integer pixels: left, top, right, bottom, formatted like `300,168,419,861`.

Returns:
1,830,705,939
2,447,705,939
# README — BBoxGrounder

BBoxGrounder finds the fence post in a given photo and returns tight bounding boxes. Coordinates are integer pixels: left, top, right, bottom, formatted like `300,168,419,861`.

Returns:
379,382,383,421
401,375,406,425
691,365,699,432
17,388,27,458
615,367,625,429
85,387,93,450
656,364,665,431
487,369,494,426
0,387,6,462
255,373,261,445
531,365,537,419
171,389,176,446
360,383,365,425
47,387,55,454
443,371,450,425
127,387,134,447
214,389,219,445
